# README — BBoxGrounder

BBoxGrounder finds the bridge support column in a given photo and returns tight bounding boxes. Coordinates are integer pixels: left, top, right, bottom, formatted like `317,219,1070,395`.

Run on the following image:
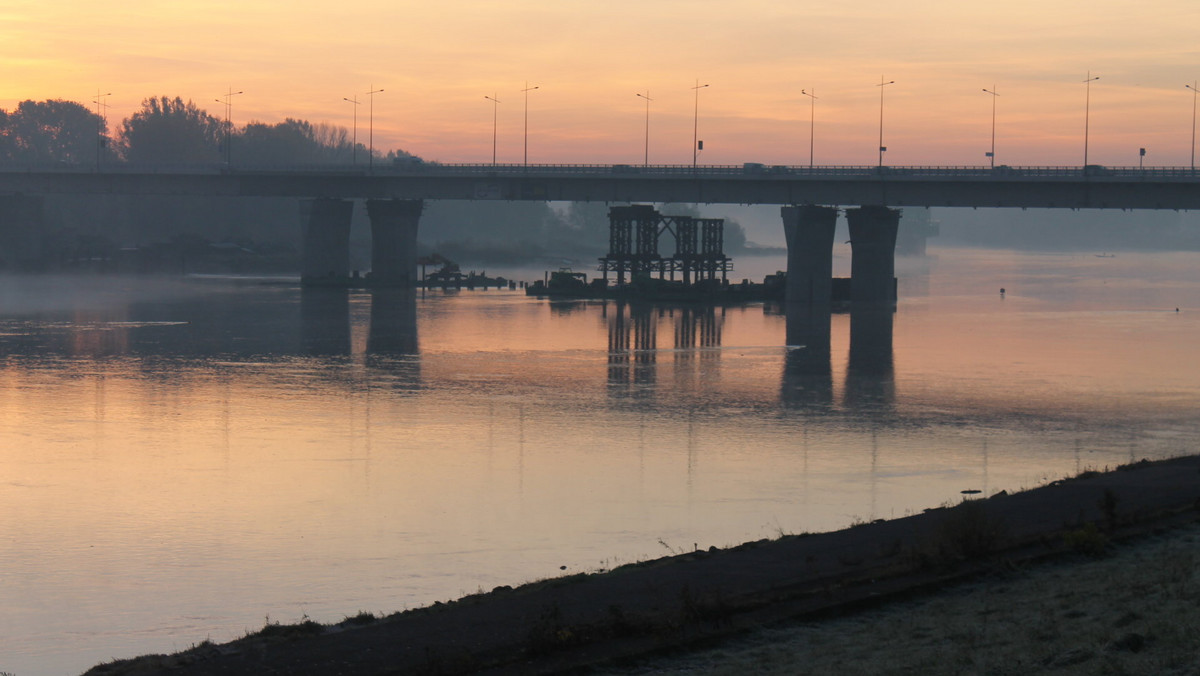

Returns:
846,205,900,307
781,205,838,308
300,198,354,283
0,195,46,271
367,199,424,287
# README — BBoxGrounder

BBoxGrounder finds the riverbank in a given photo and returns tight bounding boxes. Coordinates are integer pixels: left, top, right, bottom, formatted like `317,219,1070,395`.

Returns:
85,454,1200,676
605,521,1200,675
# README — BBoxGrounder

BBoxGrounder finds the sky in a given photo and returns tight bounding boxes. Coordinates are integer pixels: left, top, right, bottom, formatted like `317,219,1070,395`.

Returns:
3,0,1199,167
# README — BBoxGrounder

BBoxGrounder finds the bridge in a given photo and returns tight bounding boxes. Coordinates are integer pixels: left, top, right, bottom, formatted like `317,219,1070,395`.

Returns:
2,162,1198,312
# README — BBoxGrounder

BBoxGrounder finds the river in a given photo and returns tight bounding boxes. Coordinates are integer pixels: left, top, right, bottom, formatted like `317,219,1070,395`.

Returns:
1,246,1198,675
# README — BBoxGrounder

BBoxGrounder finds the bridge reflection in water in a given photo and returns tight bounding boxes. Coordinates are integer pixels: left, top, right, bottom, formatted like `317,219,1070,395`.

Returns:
605,303,726,396
780,303,895,410
596,297,894,409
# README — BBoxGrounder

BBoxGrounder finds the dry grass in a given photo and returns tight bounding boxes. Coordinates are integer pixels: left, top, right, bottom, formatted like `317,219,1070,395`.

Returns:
605,522,1200,676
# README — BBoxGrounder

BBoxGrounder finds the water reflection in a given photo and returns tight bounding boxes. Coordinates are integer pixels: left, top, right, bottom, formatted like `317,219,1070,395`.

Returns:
781,303,833,407
605,301,658,394
605,302,729,398
844,307,896,409
300,288,351,355
366,289,421,391
367,289,419,355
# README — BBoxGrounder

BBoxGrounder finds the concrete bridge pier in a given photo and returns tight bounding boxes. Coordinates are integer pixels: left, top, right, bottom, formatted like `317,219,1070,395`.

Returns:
0,195,46,271
367,199,424,286
300,198,354,283
780,205,838,308
846,206,901,307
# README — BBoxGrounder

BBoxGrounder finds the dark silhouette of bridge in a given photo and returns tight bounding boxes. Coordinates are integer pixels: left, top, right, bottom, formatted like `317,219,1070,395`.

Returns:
2,162,1197,312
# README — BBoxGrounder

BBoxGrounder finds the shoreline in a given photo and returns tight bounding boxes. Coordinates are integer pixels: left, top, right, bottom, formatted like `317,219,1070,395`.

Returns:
85,454,1200,676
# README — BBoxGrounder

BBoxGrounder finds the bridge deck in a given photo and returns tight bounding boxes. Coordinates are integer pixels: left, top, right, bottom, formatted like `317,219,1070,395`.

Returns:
1,163,1198,209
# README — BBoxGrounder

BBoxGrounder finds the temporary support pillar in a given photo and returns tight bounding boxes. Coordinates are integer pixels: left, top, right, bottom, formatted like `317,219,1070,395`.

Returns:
780,205,838,308
367,199,424,287
845,205,900,307
300,198,353,283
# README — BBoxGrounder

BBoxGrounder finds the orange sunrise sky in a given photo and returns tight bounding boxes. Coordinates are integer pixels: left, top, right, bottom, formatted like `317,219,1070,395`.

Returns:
2,0,1199,167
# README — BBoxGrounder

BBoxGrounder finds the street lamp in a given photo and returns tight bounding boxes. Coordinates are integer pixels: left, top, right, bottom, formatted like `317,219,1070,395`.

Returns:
1082,72,1099,169
983,86,999,168
692,80,709,168
485,94,501,165
215,88,243,165
366,86,383,170
877,76,895,167
522,82,538,167
801,88,817,169
636,90,652,166
1186,82,1198,171
343,96,359,165
92,90,110,171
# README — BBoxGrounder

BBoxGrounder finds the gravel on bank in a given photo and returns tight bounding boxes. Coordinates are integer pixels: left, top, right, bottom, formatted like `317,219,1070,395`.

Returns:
603,521,1200,675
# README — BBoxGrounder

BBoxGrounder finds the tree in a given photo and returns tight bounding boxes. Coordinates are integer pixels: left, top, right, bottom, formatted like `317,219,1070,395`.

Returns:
118,96,223,163
0,99,107,164
239,118,351,165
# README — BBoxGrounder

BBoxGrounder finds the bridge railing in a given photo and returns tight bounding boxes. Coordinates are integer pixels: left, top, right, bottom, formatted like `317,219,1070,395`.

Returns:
1,161,1198,180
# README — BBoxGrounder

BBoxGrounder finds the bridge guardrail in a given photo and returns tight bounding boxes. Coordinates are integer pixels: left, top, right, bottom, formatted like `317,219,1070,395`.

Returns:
1,162,1198,180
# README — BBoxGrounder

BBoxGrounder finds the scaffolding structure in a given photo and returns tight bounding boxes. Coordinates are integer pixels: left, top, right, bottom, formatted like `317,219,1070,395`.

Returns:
598,205,731,285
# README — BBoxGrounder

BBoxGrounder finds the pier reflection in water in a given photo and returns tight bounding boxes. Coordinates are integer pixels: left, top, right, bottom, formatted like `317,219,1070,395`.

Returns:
780,301,896,410
845,306,896,408
605,302,726,396
781,304,833,407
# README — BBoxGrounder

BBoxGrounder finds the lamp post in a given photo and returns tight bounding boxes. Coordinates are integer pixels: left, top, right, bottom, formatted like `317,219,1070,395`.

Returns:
1186,82,1198,171
92,90,110,171
1082,72,1099,168
215,87,243,165
691,80,709,168
876,76,895,167
485,94,501,165
801,88,817,169
521,82,538,167
636,90,652,166
366,86,383,170
983,86,999,168
343,96,359,165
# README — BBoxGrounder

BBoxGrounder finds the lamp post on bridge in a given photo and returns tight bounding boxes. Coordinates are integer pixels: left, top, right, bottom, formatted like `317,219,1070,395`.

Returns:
877,76,895,167
636,90,652,167
522,82,538,167
366,86,383,170
692,80,709,168
983,86,999,168
801,88,817,169
1186,82,1198,171
485,93,501,165
1082,72,1099,169
343,96,359,165
92,90,111,172
215,88,243,165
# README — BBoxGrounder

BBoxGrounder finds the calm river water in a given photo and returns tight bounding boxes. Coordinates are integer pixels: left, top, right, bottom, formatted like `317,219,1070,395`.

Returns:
2,246,1198,675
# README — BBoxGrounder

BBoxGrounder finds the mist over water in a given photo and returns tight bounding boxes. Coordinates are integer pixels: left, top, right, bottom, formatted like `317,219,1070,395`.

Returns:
1,247,1199,675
